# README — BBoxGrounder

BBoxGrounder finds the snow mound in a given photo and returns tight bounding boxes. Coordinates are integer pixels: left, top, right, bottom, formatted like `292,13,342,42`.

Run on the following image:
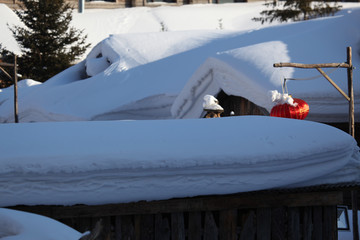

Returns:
0,208,81,240
0,116,359,206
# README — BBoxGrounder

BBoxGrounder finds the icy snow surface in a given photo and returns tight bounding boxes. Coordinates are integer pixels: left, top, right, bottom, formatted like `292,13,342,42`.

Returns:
0,116,359,206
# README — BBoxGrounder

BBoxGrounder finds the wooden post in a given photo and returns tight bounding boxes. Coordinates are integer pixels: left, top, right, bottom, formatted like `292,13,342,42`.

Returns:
273,47,355,138
14,55,19,123
352,190,359,240
347,47,354,137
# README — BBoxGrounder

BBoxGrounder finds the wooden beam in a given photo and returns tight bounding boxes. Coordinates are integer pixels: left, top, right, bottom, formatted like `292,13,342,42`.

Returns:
352,190,359,240
0,62,15,67
8,191,343,219
0,66,13,80
273,62,350,69
316,67,350,102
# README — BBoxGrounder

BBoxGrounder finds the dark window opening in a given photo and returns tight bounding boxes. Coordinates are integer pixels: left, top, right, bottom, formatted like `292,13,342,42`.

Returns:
215,90,269,117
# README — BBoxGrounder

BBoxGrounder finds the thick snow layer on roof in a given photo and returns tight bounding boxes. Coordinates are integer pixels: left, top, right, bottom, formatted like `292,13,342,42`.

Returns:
0,116,359,206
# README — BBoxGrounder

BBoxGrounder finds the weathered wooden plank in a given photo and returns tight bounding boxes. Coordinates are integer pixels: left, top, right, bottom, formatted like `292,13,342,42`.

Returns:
287,207,300,240
323,206,338,240
256,208,271,240
101,217,112,240
171,212,185,240
188,212,202,240
240,98,246,115
239,210,255,240
352,190,359,240
10,191,343,219
312,206,323,240
114,216,122,240
138,214,154,240
271,207,286,240
134,215,141,240
219,209,237,240
203,211,218,240
302,207,313,240
155,214,170,240
120,215,135,240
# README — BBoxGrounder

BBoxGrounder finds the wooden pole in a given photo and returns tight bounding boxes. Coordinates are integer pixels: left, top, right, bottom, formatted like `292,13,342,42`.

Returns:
347,47,354,138
274,47,355,138
14,55,18,123
273,62,350,69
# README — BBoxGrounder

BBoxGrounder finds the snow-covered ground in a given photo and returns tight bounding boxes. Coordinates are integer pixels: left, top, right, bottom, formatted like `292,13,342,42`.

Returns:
1,2,360,239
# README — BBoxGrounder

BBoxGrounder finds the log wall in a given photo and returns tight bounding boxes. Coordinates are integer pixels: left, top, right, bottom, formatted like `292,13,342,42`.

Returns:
10,190,343,240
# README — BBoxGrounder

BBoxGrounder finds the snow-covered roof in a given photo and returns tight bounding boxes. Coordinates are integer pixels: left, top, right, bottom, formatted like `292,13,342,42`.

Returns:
171,10,360,122
1,4,359,123
0,116,359,206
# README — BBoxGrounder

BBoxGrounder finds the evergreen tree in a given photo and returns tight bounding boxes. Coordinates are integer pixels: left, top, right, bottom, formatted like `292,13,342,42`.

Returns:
0,44,15,88
9,0,90,82
253,0,342,24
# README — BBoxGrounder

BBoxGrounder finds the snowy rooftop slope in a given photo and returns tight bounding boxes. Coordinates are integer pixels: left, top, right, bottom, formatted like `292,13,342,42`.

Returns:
0,4,359,123
0,4,23,55
0,116,359,206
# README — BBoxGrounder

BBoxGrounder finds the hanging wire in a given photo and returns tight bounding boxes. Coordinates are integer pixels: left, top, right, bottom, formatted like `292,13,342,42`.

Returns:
280,63,343,95
282,78,288,94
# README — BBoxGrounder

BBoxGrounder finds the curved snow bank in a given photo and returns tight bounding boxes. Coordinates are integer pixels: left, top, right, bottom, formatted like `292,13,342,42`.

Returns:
0,208,81,240
0,116,358,206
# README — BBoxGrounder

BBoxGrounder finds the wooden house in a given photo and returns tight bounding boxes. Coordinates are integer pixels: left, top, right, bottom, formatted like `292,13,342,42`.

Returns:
2,116,359,240
9,183,360,240
170,45,359,143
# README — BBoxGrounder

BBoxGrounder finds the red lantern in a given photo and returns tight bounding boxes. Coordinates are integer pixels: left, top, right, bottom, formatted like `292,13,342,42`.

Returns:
270,98,309,120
